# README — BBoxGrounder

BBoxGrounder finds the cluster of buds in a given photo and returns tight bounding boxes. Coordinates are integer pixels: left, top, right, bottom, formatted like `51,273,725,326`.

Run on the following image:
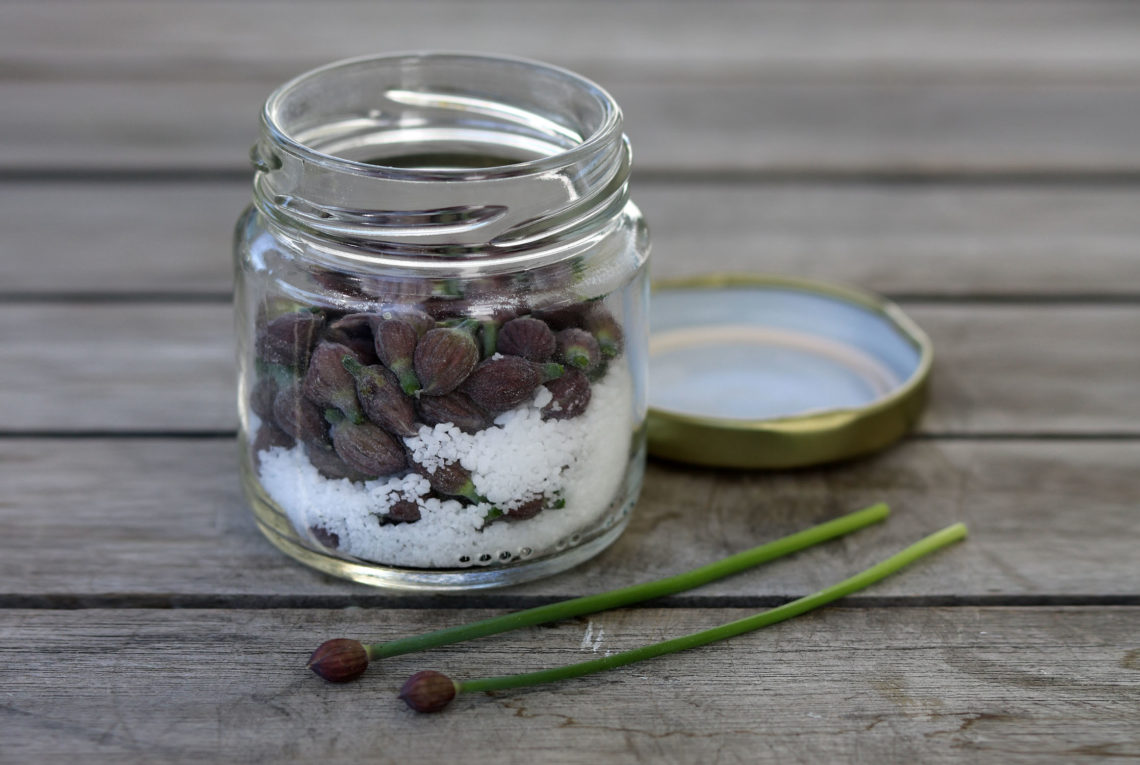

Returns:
249,294,623,534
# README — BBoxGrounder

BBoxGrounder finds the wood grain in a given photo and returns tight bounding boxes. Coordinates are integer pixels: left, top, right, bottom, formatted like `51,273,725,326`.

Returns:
10,77,1140,174
6,181,1140,296
9,2,1140,173
1,2,1136,761
3,607,1138,764
7,1,1140,79
0,305,235,432
1,438,1136,602
2,303,1136,434
7,2,1140,174
0,183,248,296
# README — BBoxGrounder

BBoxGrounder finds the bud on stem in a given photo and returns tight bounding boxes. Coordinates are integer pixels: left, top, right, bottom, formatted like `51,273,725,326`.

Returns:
401,522,967,713
308,638,371,683
304,506,912,698
398,671,458,713
370,314,425,395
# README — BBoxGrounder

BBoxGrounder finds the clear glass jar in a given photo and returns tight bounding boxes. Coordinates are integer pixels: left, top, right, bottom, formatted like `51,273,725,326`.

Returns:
234,53,650,590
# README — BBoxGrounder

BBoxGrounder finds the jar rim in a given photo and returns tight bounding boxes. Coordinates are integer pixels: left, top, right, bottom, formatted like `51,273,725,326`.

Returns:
260,51,625,182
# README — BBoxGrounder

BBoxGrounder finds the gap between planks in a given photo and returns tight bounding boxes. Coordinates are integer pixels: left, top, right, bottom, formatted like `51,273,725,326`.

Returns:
3,431,1140,441
13,168,1140,185
6,292,1140,305
0,593,1137,612
7,179,1140,296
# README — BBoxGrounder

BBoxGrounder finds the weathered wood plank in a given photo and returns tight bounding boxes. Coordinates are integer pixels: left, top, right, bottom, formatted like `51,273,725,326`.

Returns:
0,305,235,431
7,1,1140,79
0,183,248,295
10,3,1140,170
1,439,1136,601
2,304,1136,433
3,607,1137,764
915,304,1140,435
6,181,1140,296
9,77,1140,173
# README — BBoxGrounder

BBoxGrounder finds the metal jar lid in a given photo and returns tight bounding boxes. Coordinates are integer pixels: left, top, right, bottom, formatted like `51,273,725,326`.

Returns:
646,274,933,469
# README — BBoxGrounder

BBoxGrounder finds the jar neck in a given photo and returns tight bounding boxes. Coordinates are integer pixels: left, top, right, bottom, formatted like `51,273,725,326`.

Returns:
251,53,630,258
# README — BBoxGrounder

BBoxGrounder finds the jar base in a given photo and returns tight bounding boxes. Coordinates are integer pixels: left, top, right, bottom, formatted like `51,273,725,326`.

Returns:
242,446,643,591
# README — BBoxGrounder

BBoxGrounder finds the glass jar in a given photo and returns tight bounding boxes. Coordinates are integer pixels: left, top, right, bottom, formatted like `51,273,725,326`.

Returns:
234,53,650,590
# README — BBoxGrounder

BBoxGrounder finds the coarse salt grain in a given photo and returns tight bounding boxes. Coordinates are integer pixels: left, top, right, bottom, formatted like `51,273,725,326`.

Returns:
258,360,634,568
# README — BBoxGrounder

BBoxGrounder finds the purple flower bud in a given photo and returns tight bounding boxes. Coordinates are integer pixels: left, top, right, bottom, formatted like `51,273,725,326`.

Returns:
331,420,407,477
325,313,379,365
306,443,377,483
497,317,557,361
583,305,623,358
415,391,491,434
273,385,332,450
421,297,471,321
342,356,419,438
256,311,325,367
251,422,295,469
308,638,370,683
414,325,480,396
249,376,279,421
541,369,592,421
531,303,590,331
555,328,601,372
506,496,545,520
399,670,457,713
461,357,564,413
303,342,366,424
384,499,422,525
369,315,424,395
410,458,483,504
376,306,435,337
327,313,373,336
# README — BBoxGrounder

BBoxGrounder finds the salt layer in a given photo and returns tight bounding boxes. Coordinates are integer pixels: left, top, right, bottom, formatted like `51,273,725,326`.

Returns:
257,360,634,568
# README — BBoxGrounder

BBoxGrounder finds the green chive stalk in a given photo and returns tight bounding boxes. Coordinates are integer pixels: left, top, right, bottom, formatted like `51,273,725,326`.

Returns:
375,503,890,659
308,503,890,682
400,522,967,712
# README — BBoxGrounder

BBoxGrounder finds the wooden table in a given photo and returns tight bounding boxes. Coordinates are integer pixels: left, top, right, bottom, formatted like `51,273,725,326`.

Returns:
3,3,1138,762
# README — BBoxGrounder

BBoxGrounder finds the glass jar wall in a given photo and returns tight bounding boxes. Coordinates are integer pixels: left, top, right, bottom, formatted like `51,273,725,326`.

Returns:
234,54,650,590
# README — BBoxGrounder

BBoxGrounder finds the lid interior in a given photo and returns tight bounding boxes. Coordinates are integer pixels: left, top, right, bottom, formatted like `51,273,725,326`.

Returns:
649,285,924,422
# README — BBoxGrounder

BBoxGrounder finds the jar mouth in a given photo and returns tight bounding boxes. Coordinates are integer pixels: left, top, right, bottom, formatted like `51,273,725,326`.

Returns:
260,52,624,182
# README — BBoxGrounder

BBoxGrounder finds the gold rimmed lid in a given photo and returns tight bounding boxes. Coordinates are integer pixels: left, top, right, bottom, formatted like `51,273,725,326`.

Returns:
646,274,933,468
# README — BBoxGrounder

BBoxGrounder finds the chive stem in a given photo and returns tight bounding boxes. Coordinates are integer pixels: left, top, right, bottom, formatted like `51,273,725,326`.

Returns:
455,523,966,696
368,503,890,660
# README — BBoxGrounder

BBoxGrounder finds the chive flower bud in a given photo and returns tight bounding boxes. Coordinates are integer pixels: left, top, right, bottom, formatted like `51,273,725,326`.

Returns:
398,670,458,713
308,639,370,683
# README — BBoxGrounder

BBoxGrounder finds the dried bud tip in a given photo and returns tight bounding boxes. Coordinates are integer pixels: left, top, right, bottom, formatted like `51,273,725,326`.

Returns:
399,670,458,713
307,638,370,683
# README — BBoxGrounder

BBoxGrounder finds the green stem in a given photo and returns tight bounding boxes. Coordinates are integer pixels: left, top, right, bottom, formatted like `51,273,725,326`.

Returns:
480,320,499,358
368,503,890,660
457,523,967,695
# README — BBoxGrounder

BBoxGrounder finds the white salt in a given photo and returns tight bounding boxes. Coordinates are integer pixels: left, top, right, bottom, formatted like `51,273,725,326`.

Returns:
257,359,634,568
